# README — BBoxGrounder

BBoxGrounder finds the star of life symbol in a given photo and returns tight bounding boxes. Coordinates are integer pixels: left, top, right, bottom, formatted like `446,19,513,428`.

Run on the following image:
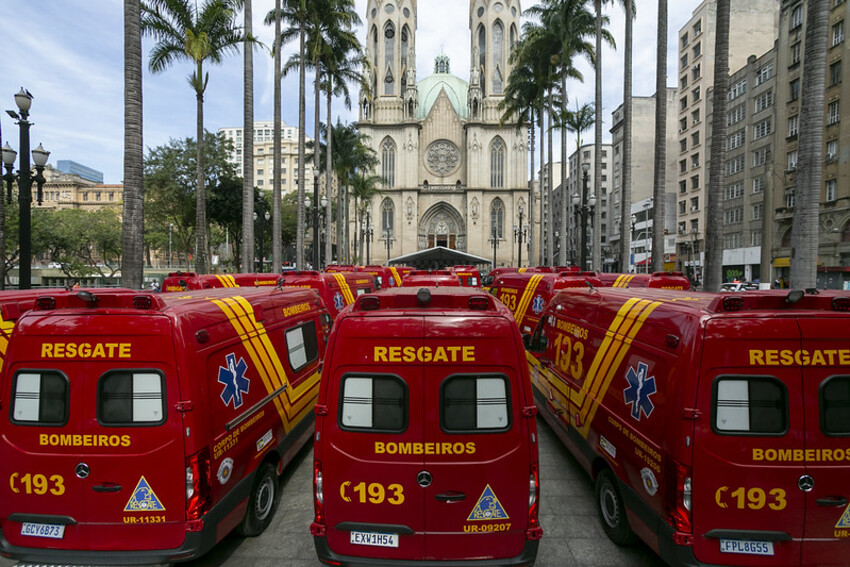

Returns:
334,292,345,311
218,353,250,409
623,362,656,420
531,295,545,314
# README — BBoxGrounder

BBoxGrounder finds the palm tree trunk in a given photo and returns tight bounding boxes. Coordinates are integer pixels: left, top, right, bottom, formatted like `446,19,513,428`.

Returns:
704,0,730,291
313,60,321,268
325,88,333,264
621,0,633,274
296,14,307,269
242,0,254,272
547,87,554,267
195,62,208,274
272,0,282,272
593,0,603,272
538,110,545,265
651,0,666,274
122,0,144,290
528,110,536,268
560,74,567,266
790,0,829,289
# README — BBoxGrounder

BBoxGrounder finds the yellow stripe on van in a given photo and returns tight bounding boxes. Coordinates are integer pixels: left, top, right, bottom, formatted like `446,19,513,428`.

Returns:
577,299,661,437
389,267,403,287
513,274,545,326
0,314,15,372
215,275,238,288
613,275,635,288
518,268,530,273
332,273,355,305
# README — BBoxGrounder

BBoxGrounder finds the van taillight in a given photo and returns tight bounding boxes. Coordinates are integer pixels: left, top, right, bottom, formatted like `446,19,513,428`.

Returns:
185,449,211,521
310,461,327,537
526,464,543,540
468,296,489,310
35,297,56,310
664,459,693,537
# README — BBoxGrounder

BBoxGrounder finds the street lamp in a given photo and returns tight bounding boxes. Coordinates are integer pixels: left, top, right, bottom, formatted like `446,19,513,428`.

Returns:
2,88,50,289
305,194,328,270
383,228,394,265
363,204,374,265
168,223,173,268
572,162,596,271
254,193,270,271
490,226,499,268
513,205,526,267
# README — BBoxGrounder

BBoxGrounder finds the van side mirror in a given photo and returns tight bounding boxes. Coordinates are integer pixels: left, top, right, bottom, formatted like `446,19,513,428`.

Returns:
524,330,547,353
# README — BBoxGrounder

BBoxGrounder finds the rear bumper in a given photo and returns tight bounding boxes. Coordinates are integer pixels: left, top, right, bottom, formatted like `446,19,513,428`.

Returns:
313,536,539,567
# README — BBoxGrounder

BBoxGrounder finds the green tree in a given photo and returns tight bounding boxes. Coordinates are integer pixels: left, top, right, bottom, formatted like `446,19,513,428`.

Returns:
32,209,122,279
349,171,383,263
123,0,145,289
142,0,249,274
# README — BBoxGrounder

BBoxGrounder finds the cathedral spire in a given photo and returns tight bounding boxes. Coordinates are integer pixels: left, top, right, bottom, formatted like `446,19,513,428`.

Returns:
469,0,521,101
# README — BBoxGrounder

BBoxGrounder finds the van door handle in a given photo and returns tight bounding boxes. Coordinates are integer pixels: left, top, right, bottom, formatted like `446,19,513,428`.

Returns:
435,492,466,502
816,496,848,507
93,483,122,493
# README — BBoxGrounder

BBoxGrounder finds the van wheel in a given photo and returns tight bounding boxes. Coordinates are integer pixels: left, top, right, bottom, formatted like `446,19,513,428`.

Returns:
237,462,280,537
595,469,637,546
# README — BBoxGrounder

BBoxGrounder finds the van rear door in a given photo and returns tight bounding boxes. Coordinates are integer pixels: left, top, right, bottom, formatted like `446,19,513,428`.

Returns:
322,317,426,560
797,316,850,566
421,316,529,560
692,317,805,565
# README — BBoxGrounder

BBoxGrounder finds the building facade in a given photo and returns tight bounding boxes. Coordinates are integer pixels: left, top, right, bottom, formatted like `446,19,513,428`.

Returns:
55,160,104,184
358,0,530,266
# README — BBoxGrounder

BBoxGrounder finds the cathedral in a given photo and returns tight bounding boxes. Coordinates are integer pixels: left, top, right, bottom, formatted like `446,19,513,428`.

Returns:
358,0,532,268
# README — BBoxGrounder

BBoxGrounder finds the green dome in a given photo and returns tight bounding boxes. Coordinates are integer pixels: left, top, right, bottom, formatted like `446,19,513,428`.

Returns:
417,56,469,120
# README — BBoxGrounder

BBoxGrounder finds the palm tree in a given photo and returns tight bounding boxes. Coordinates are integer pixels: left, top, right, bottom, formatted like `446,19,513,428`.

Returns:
123,0,144,290
790,0,830,289
704,0,730,291
349,172,383,262
651,0,667,273
620,0,636,273
142,0,248,274
241,0,255,271
557,102,595,266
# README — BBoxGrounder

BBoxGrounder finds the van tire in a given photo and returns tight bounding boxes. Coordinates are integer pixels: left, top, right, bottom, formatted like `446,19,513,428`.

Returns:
595,469,637,546
237,462,280,537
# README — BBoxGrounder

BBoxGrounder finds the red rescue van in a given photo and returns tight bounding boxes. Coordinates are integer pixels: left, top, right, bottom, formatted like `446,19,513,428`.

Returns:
401,270,462,287
526,288,850,567
311,287,542,565
448,266,482,287
0,291,46,373
161,272,280,292
598,271,691,290
490,271,602,336
278,271,376,318
0,286,329,564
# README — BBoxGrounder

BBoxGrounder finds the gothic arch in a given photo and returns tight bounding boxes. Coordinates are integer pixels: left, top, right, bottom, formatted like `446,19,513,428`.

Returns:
381,137,397,188
419,202,467,251
490,136,505,188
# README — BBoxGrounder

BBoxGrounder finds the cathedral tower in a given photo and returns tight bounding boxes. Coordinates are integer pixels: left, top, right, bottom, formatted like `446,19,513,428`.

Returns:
468,0,521,120
362,0,418,123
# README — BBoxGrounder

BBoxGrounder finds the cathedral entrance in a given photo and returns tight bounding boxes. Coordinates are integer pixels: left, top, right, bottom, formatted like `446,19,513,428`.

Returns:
419,203,466,252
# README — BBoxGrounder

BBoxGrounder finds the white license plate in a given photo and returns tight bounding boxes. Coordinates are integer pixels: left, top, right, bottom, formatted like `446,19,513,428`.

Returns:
350,530,398,548
20,522,65,539
719,538,774,556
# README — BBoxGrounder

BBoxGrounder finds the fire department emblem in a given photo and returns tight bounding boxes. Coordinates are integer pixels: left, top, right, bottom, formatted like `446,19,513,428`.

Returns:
124,476,165,512
467,485,509,521
218,353,250,409
531,295,545,314
837,503,850,529
623,362,656,421
333,292,345,311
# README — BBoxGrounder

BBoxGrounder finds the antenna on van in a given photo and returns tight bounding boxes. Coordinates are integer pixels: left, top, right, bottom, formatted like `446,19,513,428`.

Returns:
585,280,598,293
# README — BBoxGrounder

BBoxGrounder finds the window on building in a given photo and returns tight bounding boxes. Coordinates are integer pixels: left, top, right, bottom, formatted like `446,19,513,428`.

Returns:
381,198,394,236
680,139,688,153
834,20,845,46
725,182,744,200
791,42,802,66
678,221,687,235
753,176,765,193
787,149,798,170
728,79,747,100
257,180,264,186
755,64,774,86
681,32,689,48
753,147,768,167
681,96,688,110
753,118,772,140
679,200,687,214
680,180,687,194
827,179,838,202
492,21,504,94
752,231,763,247
692,42,702,58
827,139,839,160
681,53,689,69
692,109,701,125
681,76,689,90
692,86,701,102
381,138,396,188
490,198,505,238
680,159,688,173
828,100,840,125
680,117,688,132
831,61,843,87
727,155,745,175
490,138,505,188
691,154,700,169
723,208,743,224
693,20,702,35
727,130,745,151
727,104,746,126
786,187,796,208
754,90,773,113
788,115,799,138
692,63,701,81
790,79,800,101
690,197,699,212
691,132,700,147
384,22,396,95
753,203,763,220
791,5,803,30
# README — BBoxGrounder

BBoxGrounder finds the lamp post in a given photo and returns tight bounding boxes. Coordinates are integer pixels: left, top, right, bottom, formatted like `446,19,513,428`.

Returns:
572,162,596,271
514,205,525,267
2,89,50,290
383,228,393,265
254,193,270,271
691,227,700,288
305,193,328,270
490,226,499,268
363,204,373,265
168,223,173,268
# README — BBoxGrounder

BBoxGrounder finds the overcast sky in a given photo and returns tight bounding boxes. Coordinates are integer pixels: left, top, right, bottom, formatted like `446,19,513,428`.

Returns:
1,1,702,184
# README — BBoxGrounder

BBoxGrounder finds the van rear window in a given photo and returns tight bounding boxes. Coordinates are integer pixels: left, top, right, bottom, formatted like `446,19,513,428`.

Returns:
98,371,166,426
339,375,407,432
821,376,850,435
441,375,511,433
286,321,319,372
11,371,68,426
713,376,787,435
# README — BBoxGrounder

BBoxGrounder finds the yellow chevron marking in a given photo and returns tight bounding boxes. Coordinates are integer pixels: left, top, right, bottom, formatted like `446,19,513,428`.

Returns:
215,275,238,288
0,314,15,372
389,267,403,287
513,274,545,326
332,273,355,305
518,268,529,273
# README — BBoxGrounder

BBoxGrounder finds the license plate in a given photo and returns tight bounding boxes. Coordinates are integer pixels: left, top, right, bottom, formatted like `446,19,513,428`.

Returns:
350,530,398,548
21,522,65,539
719,538,774,556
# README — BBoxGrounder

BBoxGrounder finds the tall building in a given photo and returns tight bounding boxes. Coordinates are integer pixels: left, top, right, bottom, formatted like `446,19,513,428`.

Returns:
610,90,679,272
675,0,779,278
358,0,530,267
218,121,314,195
56,160,104,184
772,0,850,288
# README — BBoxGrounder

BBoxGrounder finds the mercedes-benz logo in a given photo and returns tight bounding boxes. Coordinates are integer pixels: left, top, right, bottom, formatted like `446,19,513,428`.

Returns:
798,475,814,492
417,471,432,488
75,463,90,479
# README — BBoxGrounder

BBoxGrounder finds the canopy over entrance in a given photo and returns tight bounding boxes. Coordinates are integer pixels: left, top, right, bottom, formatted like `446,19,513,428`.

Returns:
388,246,492,270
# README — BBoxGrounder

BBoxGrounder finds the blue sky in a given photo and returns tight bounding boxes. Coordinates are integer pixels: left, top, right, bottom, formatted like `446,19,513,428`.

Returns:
0,0,698,184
